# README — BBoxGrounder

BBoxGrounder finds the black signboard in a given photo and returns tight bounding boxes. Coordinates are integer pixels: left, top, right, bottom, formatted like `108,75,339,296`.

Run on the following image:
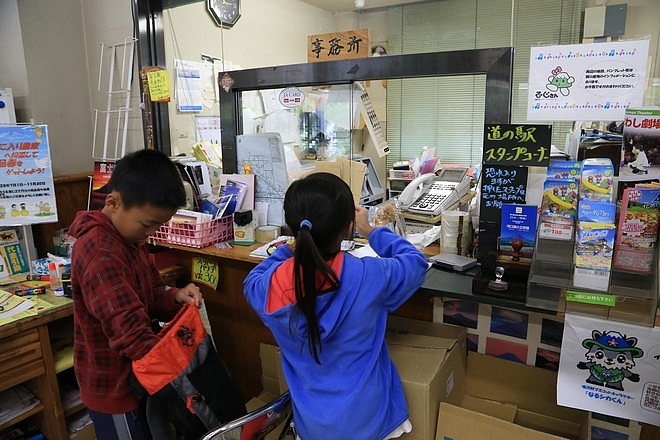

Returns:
483,124,552,167
479,164,528,223
476,164,528,264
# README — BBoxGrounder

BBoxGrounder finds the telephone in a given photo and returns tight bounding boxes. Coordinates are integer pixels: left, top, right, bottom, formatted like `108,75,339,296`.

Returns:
396,167,470,216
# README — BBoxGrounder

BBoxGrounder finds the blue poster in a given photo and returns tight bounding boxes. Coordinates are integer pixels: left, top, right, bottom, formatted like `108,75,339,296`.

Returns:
499,203,537,261
0,125,58,225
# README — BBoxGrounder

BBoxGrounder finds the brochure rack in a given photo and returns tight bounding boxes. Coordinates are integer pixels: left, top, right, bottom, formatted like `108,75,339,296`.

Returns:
527,235,658,326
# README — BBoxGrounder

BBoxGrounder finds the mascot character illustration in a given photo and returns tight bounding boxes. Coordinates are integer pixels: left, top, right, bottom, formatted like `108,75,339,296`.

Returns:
577,330,643,391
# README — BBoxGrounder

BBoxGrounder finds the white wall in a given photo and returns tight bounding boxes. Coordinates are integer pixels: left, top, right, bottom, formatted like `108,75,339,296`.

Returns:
163,0,338,154
2,0,137,175
0,1,29,98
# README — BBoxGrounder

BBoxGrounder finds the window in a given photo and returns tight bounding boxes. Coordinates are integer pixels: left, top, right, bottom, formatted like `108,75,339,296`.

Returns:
385,0,583,169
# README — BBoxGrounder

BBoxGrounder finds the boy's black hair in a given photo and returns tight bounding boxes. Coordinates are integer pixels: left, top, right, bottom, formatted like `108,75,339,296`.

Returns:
284,172,355,363
107,149,186,209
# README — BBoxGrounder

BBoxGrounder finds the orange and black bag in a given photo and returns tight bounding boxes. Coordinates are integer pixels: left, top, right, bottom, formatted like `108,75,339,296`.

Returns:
132,304,246,439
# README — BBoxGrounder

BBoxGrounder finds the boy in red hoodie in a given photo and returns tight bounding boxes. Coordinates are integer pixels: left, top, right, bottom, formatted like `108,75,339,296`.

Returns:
69,149,202,440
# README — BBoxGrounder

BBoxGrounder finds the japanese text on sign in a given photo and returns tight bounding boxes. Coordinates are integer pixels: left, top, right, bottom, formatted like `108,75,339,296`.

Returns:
192,257,219,289
147,69,171,103
307,29,369,63
0,125,58,226
478,164,528,223
483,124,552,167
624,116,660,129
0,141,45,175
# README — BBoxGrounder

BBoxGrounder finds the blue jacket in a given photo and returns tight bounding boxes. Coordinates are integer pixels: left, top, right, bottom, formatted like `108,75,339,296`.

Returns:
244,227,428,440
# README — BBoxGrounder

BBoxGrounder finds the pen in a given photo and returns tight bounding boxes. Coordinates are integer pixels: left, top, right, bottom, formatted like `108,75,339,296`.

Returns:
12,286,47,296
26,274,51,281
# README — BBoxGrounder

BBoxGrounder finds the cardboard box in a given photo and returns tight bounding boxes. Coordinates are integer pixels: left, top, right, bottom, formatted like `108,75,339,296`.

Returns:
245,392,291,440
387,316,467,365
247,344,291,440
259,343,288,395
386,316,467,440
435,352,591,440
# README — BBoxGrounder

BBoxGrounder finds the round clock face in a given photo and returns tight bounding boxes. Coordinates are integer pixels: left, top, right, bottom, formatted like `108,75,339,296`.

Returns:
208,0,240,28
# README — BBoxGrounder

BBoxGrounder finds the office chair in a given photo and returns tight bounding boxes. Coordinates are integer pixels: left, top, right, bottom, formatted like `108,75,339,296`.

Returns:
199,391,295,440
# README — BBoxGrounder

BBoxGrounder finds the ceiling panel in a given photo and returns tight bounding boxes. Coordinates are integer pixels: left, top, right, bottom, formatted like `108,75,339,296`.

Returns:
299,0,425,13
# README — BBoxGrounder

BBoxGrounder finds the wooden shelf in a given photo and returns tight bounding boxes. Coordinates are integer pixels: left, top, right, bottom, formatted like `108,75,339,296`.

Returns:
0,402,45,432
0,293,73,440
63,401,86,418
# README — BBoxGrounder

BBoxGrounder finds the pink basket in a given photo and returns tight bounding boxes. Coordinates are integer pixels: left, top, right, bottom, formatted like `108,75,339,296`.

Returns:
150,215,233,248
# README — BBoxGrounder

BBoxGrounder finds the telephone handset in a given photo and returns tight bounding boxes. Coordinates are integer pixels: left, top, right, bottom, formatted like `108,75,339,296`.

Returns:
396,168,470,216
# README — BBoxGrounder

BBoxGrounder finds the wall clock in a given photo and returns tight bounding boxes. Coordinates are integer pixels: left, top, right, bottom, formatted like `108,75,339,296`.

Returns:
207,0,240,29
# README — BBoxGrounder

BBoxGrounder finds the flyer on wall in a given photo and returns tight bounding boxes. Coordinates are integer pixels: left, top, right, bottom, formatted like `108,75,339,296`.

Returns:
527,39,650,121
557,313,660,426
0,125,58,226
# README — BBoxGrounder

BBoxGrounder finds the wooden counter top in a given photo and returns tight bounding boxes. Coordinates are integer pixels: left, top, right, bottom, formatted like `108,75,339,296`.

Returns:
0,292,73,340
153,240,441,263
152,241,265,264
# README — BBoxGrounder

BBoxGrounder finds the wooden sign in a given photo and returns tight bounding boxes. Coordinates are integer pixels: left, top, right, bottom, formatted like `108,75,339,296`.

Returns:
308,29,369,63
483,124,552,167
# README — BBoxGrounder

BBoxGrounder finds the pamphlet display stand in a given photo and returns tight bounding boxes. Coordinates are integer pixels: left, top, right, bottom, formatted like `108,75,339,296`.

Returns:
527,234,658,327
526,236,575,310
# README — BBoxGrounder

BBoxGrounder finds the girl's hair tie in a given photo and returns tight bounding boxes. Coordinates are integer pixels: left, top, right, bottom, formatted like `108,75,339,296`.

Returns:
299,219,312,230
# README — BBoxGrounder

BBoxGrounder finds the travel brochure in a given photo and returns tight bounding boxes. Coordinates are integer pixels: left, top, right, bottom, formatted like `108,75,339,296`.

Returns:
498,204,537,263
0,229,29,284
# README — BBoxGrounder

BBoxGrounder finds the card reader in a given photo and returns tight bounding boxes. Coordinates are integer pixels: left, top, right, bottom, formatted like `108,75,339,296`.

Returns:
428,253,478,271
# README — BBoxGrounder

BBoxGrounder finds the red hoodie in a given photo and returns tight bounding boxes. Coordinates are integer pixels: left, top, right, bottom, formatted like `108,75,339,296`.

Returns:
68,210,181,413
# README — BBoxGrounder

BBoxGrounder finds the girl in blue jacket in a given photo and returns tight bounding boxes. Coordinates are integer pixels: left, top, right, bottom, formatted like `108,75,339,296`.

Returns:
244,172,428,440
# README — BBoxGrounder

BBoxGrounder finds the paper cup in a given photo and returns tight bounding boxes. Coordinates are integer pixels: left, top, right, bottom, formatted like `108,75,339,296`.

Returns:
441,211,471,256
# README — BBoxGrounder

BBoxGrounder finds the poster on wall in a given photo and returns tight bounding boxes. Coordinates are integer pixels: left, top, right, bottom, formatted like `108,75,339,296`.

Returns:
618,108,660,197
527,39,650,121
557,313,660,426
0,125,58,226
89,160,116,211
175,59,203,112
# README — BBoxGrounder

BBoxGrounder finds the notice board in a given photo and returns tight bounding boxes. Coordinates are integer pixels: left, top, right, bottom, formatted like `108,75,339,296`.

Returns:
0,125,58,226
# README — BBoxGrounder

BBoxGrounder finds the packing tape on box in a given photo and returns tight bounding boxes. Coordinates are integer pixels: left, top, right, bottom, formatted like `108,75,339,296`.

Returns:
256,225,281,243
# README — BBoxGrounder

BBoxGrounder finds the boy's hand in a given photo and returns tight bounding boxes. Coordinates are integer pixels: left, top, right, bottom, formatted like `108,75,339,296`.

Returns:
175,283,203,307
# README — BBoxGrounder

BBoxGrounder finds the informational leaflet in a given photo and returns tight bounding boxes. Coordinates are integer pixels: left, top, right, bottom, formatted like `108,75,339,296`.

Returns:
527,39,649,121
175,59,203,112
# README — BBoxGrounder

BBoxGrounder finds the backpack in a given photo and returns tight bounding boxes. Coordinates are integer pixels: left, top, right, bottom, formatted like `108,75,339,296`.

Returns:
132,304,246,439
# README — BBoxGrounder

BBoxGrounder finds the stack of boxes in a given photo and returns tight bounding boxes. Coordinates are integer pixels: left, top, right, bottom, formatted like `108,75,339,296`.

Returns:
256,316,592,440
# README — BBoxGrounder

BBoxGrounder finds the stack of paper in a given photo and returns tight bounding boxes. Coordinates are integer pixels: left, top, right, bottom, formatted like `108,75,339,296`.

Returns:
0,385,40,424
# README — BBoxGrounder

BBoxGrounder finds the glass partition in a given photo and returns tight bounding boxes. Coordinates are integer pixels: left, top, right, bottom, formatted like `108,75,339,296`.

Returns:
218,48,513,176
239,85,357,165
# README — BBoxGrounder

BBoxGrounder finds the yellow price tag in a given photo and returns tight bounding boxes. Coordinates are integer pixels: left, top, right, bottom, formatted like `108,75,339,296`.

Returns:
192,257,219,289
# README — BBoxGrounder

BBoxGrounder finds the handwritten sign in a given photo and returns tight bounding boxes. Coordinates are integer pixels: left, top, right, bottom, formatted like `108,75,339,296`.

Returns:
483,124,552,167
192,257,219,289
308,29,369,63
147,69,171,103
479,164,528,223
